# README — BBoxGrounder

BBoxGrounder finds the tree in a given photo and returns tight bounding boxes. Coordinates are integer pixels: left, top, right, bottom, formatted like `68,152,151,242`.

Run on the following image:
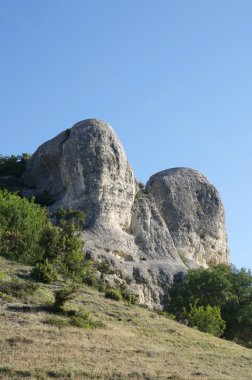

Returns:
167,264,252,347
39,207,94,283
186,304,226,337
0,153,31,177
0,189,47,263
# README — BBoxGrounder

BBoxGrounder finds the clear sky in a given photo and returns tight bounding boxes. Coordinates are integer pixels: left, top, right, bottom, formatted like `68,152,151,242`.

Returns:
0,0,252,269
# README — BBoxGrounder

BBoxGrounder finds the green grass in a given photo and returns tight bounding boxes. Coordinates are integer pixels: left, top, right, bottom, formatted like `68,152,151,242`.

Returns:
0,256,252,379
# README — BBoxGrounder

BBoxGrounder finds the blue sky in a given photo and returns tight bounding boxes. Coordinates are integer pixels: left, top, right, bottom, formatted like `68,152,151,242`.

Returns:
0,0,252,269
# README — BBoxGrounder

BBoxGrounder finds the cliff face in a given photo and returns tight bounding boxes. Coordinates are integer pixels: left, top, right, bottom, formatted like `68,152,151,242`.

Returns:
22,119,229,308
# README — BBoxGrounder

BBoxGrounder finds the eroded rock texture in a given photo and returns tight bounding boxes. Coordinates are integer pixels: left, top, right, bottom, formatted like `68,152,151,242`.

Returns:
22,119,136,230
21,119,229,308
146,168,229,267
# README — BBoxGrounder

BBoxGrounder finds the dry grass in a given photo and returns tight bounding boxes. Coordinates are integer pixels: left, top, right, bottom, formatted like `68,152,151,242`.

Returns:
0,256,252,380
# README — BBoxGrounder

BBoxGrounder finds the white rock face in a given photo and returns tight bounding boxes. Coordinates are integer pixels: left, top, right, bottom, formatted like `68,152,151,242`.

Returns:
21,119,230,308
146,168,230,267
22,119,136,230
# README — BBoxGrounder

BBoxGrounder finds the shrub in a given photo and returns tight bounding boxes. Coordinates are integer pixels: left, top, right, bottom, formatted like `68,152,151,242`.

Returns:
96,259,113,275
0,272,9,284
120,286,138,305
0,153,30,178
31,259,57,284
105,288,122,301
161,311,176,320
70,310,105,329
40,209,89,283
138,182,145,191
187,304,226,337
52,286,79,312
0,190,47,264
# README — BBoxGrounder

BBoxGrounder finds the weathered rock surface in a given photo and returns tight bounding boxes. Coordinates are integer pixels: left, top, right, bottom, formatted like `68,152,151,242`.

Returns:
22,119,136,230
21,119,229,309
146,168,230,267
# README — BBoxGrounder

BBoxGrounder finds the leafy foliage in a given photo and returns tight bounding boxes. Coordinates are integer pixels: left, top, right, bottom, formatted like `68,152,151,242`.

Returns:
168,264,252,347
40,208,94,283
53,286,79,312
120,285,139,305
31,259,57,284
0,190,47,264
186,304,226,337
105,288,122,301
0,154,31,177
0,189,93,285
70,309,105,329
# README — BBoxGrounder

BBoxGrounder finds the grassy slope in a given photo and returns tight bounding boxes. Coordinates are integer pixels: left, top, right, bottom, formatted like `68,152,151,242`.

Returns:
0,257,252,380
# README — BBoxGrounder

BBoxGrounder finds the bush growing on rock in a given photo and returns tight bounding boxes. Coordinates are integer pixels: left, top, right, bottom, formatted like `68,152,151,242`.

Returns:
39,208,94,283
120,285,139,305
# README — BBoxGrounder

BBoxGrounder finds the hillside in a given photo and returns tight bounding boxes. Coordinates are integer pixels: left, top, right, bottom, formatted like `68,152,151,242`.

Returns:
0,256,251,380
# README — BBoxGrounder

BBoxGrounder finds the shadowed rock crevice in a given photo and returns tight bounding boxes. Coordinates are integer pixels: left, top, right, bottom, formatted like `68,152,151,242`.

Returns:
21,119,229,308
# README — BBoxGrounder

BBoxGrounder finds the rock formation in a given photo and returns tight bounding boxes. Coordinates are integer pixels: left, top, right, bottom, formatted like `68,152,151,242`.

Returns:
146,168,229,267
21,119,229,309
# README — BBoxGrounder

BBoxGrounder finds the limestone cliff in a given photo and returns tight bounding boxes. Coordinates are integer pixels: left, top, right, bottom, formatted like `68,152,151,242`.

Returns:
21,119,229,308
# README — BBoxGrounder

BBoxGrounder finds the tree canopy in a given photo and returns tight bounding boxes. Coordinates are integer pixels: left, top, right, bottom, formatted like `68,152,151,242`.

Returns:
167,264,252,347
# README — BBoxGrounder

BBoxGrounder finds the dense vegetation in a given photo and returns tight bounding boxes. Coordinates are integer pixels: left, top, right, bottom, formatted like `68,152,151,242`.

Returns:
0,188,93,283
0,190,47,264
167,264,252,347
0,154,30,178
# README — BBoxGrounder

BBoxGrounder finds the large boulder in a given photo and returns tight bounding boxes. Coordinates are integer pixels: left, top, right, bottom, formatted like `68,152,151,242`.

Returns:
146,168,229,267
22,119,136,230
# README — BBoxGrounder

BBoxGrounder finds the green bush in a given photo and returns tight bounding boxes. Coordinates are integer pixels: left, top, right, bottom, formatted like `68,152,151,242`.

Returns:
0,191,92,285
31,259,57,284
70,310,105,329
167,264,252,347
0,272,9,284
40,209,90,283
0,190,47,264
52,286,79,312
186,304,226,337
105,288,122,301
0,154,30,178
137,182,145,191
160,311,176,320
120,286,138,305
